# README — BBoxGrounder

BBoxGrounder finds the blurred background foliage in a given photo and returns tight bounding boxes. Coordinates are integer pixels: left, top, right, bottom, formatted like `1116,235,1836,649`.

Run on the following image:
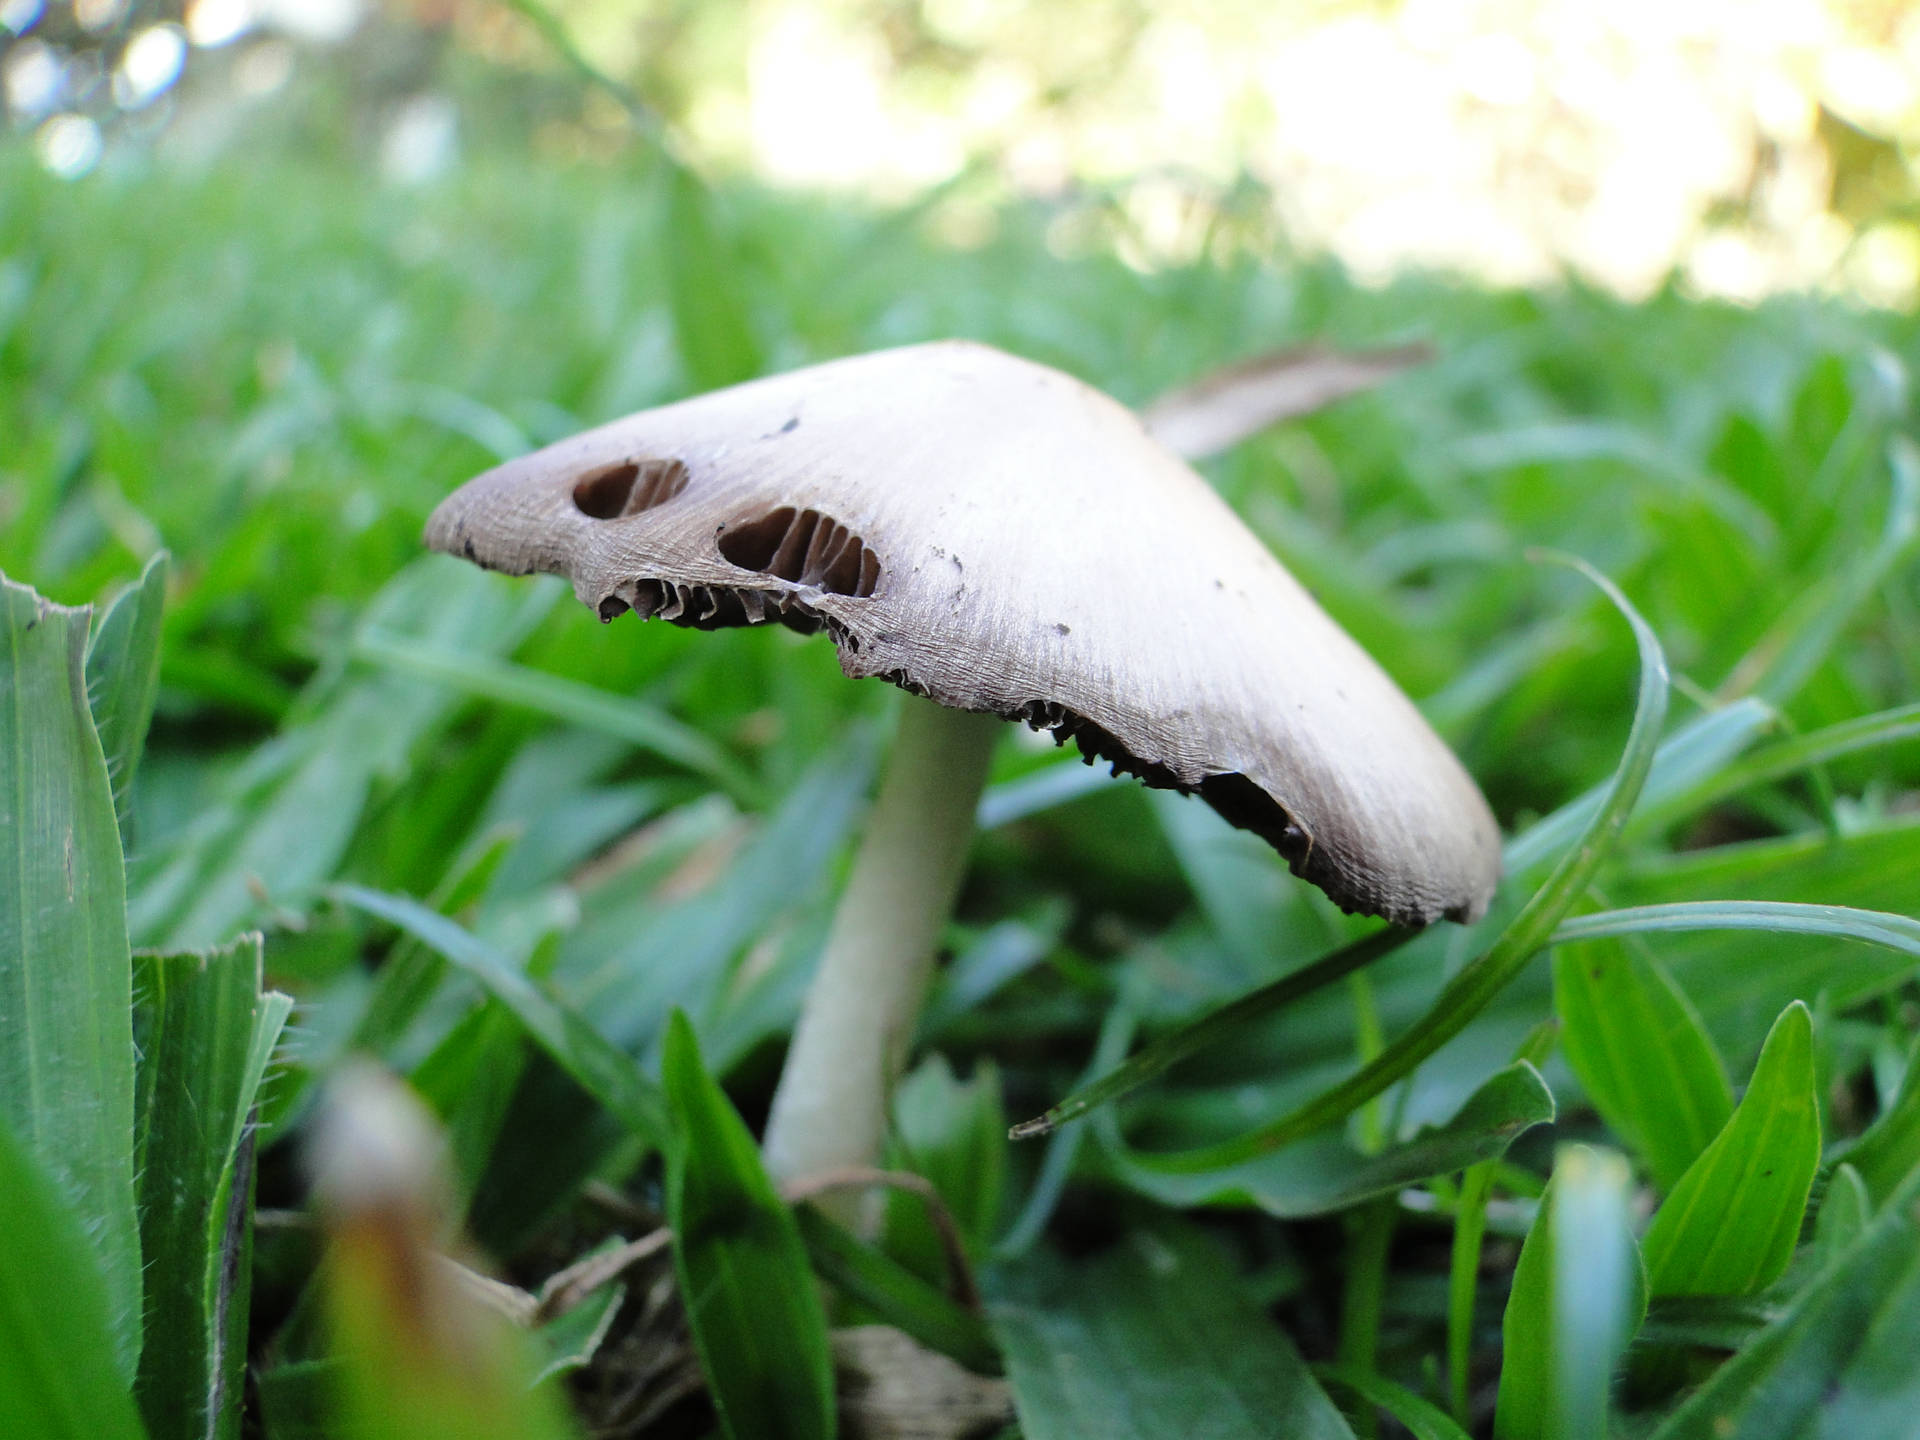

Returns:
4,1,1920,1438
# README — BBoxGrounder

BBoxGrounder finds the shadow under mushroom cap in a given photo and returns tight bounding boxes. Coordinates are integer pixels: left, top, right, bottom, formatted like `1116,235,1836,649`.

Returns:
425,340,1501,926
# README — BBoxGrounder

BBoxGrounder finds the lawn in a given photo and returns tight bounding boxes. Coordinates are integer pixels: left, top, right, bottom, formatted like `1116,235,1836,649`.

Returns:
4,69,1920,1440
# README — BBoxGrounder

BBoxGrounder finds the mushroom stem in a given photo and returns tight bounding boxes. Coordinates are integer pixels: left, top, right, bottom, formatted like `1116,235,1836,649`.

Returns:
762,697,1000,1194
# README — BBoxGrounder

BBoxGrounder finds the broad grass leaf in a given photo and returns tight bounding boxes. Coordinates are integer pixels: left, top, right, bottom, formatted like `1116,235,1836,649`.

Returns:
1582,851,1920,1062
797,1205,1001,1376
1098,1061,1553,1216
531,1281,625,1388
662,1011,835,1440
1553,939,1731,1191
1649,1164,1920,1440
1640,1002,1820,1297
1495,1146,1645,1440
989,1220,1356,1440
0,1114,148,1440
884,1053,1007,1275
0,574,142,1377
84,550,168,846
131,933,291,1440
1316,1362,1473,1440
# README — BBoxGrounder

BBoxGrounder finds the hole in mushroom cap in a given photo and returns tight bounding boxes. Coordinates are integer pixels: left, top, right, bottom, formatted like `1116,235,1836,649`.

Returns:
716,505,882,598
572,458,691,520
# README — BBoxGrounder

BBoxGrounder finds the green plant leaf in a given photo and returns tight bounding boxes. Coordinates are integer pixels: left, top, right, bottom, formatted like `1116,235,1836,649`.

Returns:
661,1011,835,1440
0,1113,149,1440
531,1282,626,1388
1553,939,1732,1191
1604,827,1920,1059
1447,1161,1496,1425
1315,1362,1473,1440
0,573,142,1378
1495,1146,1645,1440
989,1220,1356,1440
1640,700,1920,830
796,1205,1002,1376
132,933,291,1440
1504,697,1771,875
1551,900,1920,960
1641,1002,1820,1297
885,1053,1006,1271
1726,433,1917,705
1648,1164,1920,1440
663,161,763,392
352,627,759,804
1843,1034,1920,1208
408,1001,530,1213
85,551,168,846
131,560,553,948
1813,1163,1870,1267
1098,1061,1553,1216
332,885,668,1146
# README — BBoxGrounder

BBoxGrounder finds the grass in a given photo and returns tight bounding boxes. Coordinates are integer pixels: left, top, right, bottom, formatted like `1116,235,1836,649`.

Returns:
3,57,1920,1439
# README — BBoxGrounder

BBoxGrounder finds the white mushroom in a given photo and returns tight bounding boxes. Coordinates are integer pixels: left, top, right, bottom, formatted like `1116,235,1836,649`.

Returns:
425,339,1500,1188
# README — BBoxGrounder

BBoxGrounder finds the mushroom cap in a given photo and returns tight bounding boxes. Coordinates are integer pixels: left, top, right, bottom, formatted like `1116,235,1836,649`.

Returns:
426,340,1501,925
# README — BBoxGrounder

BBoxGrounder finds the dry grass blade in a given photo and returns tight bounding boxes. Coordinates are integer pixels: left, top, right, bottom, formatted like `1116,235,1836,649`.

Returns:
1141,343,1433,460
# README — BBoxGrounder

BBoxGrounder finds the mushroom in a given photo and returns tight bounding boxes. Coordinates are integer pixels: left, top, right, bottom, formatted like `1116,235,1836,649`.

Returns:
424,340,1500,1188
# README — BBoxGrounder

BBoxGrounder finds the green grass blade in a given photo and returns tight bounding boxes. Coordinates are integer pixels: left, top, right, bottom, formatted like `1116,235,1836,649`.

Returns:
332,884,668,1145
1447,1162,1495,1425
0,1114,149,1440
1638,701,1920,830
989,1220,1357,1440
1315,1362,1473,1440
85,551,168,847
995,1005,1135,1258
795,1205,1002,1375
352,628,760,804
132,933,291,1440
1813,1163,1870,1266
1503,698,1767,876
1648,1163,1920,1440
661,1012,835,1440
1495,1146,1645,1440
1551,901,1920,959
1729,434,1919,705
531,1281,626,1388
1553,939,1732,1192
1836,1035,1920,1208
1096,1061,1553,1216
1640,1002,1820,1297
1094,557,1669,1173
1007,928,1408,1140
0,574,142,1378
663,162,764,392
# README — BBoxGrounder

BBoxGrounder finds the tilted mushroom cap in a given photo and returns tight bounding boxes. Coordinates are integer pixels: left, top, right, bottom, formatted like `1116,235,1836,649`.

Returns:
426,340,1501,925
